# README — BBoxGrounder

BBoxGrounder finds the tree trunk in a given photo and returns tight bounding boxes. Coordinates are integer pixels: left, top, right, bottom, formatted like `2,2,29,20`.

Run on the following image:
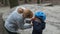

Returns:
37,0,40,4
0,0,3,4
29,0,32,2
25,0,28,3
9,0,19,8
5,0,8,6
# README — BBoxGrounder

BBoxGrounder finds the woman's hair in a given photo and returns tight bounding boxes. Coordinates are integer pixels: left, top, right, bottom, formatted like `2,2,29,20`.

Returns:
18,8,24,13
23,9,33,18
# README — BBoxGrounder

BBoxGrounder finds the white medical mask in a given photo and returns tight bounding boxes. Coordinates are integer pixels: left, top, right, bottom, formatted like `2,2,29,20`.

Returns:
24,18,32,23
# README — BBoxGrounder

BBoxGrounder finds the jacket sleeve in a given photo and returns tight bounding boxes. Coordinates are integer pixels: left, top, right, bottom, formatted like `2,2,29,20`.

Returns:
5,13,19,33
41,22,46,30
23,23,32,29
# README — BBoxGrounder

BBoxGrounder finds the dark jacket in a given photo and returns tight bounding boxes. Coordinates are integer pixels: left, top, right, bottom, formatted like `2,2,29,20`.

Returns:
32,20,46,32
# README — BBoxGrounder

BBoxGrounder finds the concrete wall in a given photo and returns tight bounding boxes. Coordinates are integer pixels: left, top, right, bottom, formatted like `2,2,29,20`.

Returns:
32,0,60,5
42,0,60,5
26,0,60,5
52,0,60,5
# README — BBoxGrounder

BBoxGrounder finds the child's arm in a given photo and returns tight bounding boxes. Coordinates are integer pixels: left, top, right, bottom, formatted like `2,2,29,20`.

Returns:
42,22,46,30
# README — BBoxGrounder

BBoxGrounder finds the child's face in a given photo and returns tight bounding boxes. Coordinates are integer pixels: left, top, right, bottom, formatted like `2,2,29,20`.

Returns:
35,18,41,23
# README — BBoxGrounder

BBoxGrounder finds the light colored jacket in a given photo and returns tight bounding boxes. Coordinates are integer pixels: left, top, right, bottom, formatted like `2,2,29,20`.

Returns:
4,6,32,33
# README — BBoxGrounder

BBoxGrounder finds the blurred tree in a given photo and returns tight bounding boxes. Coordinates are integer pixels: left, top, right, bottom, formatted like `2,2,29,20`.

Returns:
20,0,23,1
9,0,19,8
37,0,40,4
4,0,8,6
0,0,8,6
25,0,28,3
29,0,32,2
0,0,3,3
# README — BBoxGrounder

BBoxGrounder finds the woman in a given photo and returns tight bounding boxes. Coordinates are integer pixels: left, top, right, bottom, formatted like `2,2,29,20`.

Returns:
4,7,33,34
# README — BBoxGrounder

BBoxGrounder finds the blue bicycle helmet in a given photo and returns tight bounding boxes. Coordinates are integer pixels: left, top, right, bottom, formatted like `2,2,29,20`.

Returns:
35,11,46,21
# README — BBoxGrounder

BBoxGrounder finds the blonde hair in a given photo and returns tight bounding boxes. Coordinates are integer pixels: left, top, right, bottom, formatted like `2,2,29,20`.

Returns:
16,7,26,13
23,9,33,18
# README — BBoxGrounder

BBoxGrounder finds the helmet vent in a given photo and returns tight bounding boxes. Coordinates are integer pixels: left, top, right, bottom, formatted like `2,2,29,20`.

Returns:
41,13,43,14
40,16,43,18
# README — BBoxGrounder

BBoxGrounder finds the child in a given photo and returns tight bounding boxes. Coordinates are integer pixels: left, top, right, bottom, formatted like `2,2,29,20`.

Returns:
31,11,46,34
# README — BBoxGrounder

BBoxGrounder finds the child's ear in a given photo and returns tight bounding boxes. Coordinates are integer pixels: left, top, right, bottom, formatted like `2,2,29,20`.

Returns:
18,8,24,13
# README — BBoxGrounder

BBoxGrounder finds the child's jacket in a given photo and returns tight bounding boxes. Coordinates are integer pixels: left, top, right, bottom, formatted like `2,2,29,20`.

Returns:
32,20,46,32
